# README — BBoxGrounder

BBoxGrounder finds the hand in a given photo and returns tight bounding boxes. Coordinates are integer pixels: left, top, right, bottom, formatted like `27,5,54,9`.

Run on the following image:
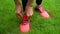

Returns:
15,5,22,18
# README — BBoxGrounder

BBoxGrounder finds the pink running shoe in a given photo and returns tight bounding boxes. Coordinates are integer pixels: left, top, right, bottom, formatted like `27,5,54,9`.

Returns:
20,16,30,33
40,11,50,18
36,5,50,18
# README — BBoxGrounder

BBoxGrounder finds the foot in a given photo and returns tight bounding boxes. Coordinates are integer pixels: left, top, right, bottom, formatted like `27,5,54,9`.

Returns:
36,5,50,18
20,16,30,33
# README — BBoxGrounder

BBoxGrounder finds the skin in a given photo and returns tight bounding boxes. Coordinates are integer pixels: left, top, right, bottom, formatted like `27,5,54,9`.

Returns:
14,0,23,18
14,0,34,19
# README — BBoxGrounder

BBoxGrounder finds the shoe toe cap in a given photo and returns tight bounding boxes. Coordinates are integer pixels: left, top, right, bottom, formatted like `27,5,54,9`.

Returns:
40,11,50,18
20,23,30,33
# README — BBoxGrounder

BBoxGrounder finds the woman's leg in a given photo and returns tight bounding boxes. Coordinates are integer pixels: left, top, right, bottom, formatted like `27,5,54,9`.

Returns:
22,0,34,21
14,0,23,18
22,0,27,11
36,0,42,5
25,0,34,19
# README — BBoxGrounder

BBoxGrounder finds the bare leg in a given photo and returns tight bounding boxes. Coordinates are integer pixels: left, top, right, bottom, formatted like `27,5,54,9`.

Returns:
14,0,23,18
24,0,34,20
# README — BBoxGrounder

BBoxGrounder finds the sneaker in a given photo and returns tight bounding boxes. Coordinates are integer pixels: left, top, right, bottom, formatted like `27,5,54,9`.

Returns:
36,5,50,18
20,16,30,33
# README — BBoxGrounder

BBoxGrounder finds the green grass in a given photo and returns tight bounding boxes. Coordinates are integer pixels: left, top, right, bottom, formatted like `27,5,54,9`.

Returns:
0,0,60,34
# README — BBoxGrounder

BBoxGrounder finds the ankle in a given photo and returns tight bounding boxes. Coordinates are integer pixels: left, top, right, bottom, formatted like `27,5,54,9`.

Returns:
23,15,28,21
36,5,40,7
36,5,44,12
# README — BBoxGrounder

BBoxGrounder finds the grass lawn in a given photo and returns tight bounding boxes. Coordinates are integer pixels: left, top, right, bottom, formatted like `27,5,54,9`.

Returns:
0,0,60,34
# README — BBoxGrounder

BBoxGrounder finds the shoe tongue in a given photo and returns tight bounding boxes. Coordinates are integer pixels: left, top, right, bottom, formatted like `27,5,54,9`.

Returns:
23,15,28,21
22,20,28,25
22,15,29,25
